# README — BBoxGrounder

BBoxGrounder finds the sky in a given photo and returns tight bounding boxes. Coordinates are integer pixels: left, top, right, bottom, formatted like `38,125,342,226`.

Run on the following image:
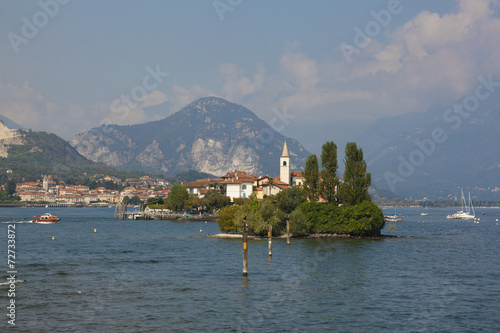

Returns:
1,0,500,153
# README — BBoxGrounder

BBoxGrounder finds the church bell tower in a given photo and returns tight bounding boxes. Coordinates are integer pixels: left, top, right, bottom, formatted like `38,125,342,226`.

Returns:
280,139,290,185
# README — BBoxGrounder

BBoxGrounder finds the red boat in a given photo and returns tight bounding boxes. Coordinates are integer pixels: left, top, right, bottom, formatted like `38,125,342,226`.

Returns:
32,213,60,224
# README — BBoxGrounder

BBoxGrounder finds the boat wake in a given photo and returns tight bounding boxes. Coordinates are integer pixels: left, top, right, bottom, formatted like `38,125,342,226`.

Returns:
0,280,24,286
1,220,32,224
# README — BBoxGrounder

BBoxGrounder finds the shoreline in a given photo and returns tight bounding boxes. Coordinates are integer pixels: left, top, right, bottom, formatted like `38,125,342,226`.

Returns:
209,233,396,239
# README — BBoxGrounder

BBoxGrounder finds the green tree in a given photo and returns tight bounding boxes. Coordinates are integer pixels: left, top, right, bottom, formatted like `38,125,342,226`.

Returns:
340,142,371,206
124,195,142,205
146,197,164,205
275,186,306,215
303,154,320,202
319,141,339,204
289,208,312,237
5,179,17,197
167,184,189,212
217,205,241,232
203,191,230,213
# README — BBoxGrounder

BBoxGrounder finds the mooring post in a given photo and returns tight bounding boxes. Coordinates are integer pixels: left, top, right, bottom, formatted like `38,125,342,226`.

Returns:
243,217,248,277
268,223,272,258
286,214,290,246
114,204,118,219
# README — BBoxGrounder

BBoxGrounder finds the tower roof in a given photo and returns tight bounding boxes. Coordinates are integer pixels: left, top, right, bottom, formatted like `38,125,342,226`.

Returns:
281,139,289,157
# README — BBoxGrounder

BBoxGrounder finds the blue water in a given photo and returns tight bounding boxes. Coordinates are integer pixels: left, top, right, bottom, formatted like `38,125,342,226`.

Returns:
1,206,500,332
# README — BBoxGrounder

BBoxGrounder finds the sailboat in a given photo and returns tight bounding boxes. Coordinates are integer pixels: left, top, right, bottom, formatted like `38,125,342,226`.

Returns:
446,189,475,220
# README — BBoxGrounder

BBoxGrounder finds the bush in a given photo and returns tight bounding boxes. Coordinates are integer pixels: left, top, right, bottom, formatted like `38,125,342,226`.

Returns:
297,201,384,237
217,205,241,233
289,209,312,237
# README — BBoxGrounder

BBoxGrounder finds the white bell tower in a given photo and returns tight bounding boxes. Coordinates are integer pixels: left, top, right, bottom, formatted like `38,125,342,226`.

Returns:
280,139,290,185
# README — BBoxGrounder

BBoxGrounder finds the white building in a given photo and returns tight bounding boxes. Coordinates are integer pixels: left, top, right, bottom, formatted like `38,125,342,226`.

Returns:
221,178,254,201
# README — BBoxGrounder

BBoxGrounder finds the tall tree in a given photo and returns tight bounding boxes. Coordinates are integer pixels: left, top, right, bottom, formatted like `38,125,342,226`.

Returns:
320,141,339,204
303,154,320,202
5,179,17,197
167,184,189,212
340,142,371,205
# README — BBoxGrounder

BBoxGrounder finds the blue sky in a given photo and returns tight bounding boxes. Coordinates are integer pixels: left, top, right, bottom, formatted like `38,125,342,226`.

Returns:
1,0,499,153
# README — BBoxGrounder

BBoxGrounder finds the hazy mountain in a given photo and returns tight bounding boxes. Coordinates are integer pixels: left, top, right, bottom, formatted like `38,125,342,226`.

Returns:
0,114,24,130
0,121,115,179
360,94,500,200
70,97,310,177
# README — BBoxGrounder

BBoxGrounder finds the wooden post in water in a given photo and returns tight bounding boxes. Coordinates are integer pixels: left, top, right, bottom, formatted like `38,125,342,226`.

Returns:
268,223,272,258
114,204,118,219
286,214,290,246
243,217,248,277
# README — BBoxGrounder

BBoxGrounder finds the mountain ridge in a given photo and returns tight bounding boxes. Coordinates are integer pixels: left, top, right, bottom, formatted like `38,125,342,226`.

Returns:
0,121,117,180
360,94,500,200
70,97,310,177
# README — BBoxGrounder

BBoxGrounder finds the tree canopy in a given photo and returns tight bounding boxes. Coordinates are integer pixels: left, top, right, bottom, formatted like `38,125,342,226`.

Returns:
340,142,371,206
303,154,320,202
320,141,339,204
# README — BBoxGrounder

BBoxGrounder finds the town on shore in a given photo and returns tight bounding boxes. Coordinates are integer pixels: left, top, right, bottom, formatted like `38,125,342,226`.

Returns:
5,140,304,207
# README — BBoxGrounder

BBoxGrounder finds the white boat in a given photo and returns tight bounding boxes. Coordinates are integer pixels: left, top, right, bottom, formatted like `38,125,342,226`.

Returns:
420,212,428,216
384,212,404,222
446,189,475,220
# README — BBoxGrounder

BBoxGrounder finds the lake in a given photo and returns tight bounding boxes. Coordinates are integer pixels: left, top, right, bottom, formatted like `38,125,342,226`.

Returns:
1,206,499,332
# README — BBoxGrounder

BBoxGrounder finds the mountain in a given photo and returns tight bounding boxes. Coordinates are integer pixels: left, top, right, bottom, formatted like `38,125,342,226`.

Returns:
70,97,310,177
0,115,24,130
0,121,115,179
360,94,500,200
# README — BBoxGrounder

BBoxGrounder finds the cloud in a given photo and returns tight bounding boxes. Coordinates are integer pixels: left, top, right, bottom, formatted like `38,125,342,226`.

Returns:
3,0,500,141
140,90,168,108
251,0,500,122
219,63,265,102
172,0,500,126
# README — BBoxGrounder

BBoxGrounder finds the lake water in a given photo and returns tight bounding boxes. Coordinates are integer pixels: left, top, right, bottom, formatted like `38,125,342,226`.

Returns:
1,206,499,332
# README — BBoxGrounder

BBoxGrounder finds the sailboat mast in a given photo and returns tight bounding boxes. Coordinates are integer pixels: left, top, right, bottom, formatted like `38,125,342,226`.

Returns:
469,192,475,217
461,188,466,212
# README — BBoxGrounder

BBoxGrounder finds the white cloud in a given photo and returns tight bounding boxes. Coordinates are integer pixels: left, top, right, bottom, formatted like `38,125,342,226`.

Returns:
168,0,500,126
140,90,168,108
2,0,500,141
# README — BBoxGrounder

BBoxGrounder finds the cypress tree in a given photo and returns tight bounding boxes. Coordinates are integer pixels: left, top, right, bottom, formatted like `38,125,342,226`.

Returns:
320,141,339,204
340,142,371,205
303,154,320,202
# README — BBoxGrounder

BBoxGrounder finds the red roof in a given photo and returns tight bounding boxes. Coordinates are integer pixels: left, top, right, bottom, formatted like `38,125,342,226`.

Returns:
221,170,257,180
183,178,223,188
263,179,290,190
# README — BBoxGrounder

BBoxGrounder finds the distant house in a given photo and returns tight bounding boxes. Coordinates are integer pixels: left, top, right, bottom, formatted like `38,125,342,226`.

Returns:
219,170,257,201
221,177,254,201
182,178,223,198
291,171,304,187
261,179,290,196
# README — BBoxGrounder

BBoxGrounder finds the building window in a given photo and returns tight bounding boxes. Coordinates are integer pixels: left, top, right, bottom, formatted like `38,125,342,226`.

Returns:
242,185,246,190
283,161,287,166
243,193,246,198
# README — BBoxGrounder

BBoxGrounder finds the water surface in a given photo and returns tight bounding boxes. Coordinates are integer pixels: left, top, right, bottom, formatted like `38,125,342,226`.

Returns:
1,207,499,332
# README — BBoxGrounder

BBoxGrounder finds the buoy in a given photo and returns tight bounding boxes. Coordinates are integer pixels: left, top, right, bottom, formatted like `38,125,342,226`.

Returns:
52,236,55,240
205,221,207,223
200,229,202,232
94,228,97,232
